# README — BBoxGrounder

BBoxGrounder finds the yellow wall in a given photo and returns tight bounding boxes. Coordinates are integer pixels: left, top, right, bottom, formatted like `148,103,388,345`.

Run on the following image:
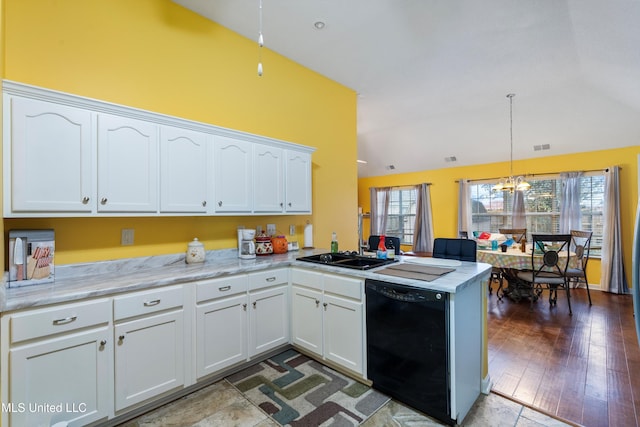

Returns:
0,0,359,266
358,146,640,287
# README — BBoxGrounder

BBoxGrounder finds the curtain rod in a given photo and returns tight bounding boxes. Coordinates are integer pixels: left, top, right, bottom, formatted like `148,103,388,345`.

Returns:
455,167,613,184
369,183,432,189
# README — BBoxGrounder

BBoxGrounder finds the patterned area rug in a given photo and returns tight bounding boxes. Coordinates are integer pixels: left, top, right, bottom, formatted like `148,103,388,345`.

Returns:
226,349,390,426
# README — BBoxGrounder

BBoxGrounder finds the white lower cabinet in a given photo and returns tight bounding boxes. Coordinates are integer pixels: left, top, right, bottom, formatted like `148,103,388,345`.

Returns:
6,299,112,427
291,285,323,355
195,275,249,379
248,269,290,357
113,286,185,412
291,269,365,375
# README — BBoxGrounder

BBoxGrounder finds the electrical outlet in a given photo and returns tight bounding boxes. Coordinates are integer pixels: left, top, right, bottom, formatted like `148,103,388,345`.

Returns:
121,229,134,246
266,224,276,236
289,225,296,236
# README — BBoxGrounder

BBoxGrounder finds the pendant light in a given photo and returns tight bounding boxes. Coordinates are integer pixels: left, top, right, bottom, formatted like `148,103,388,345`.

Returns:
257,0,264,76
492,93,530,192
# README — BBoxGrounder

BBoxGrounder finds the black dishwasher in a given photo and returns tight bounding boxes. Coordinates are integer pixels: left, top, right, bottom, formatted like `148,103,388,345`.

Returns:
365,279,453,425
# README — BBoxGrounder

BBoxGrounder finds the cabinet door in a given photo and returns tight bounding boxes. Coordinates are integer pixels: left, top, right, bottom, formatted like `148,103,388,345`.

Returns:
285,150,312,213
249,285,289,357
323,294,364,374
213,136,253,213
97,114,158,212
160,127,209,213
196,294,248,379
114,310,184,411
8,96,93,213
253,144,284,213
9,327,111,426
291,286,323,356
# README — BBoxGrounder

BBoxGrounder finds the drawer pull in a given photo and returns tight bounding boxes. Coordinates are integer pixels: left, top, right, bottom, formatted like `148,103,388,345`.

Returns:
52,316,77,325
219,286,231,292
144,299,161,307
266,277,276,282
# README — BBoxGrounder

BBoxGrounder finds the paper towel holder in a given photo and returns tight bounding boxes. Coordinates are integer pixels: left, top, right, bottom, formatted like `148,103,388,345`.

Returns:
303,221,314,249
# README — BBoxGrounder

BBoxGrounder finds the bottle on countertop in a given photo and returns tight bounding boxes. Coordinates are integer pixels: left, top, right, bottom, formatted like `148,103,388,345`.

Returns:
331,232,339,253
376,235,387,259
386,239,395,260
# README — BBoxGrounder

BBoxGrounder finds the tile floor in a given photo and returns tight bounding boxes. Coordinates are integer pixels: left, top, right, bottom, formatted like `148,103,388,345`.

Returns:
119,379,575,427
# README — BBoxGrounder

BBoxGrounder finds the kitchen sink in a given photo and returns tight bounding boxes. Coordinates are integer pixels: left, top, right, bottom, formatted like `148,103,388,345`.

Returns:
296,252,398,270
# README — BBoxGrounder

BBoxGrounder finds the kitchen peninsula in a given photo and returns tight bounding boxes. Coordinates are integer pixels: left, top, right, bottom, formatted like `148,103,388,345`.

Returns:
0,249,491,426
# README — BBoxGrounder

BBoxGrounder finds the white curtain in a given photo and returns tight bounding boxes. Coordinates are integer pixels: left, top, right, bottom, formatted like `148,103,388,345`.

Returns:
600,166,628,294
512,190,526,229
413,183,434,253
559,171,583,233
458,179,472,236
370,187,390,235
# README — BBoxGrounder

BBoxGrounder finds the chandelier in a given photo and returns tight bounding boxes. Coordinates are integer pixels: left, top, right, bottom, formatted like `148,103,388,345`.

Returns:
492,93,530,193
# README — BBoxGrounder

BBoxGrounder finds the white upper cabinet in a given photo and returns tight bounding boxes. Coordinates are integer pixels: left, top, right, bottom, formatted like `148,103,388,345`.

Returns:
213,136,253,213
2,82,314,217
97,114,158,213
5,96,93,214
160,127,210,213
253,144,284,213
285,150,312,213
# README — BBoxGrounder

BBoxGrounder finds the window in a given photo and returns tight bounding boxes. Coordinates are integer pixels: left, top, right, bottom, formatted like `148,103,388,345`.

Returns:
385,187,417,245
469,173,604,256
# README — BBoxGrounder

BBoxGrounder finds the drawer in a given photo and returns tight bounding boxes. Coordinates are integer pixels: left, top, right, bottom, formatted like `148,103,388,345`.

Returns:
114,285,183,321
249,268,288,290
324,274,363,300
196,274,248,303
11,299,111,344
291,268,323,291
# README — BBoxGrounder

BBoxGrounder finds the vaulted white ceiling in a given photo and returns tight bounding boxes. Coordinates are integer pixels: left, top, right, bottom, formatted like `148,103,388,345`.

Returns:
173,0,640,177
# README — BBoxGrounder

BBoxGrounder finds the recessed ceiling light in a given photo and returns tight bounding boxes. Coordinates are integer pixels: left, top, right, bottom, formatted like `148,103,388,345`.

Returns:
357,159,367,164
314,21,326,30
386,165,396,170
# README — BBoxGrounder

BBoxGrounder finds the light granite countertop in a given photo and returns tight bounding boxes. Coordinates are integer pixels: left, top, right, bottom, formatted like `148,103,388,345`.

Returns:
0,248,491,313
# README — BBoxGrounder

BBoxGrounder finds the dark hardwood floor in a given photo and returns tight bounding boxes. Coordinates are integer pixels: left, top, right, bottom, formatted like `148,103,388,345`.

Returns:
487,284,640,427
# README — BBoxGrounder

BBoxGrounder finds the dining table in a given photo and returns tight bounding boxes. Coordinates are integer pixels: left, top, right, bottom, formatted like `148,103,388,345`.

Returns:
477,245,578,303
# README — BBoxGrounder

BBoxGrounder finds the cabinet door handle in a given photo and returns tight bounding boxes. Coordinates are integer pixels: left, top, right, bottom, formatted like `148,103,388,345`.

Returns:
100,197,108,205
323,302,328,310
53,316,77,325
100,339,107,346
253,301,257,309
144,299,161,306
218,201,223,207
219,286,231,292
82,196,90,204
202,201,207,207
288,202,292,207
242,303,247,311
315,299,320,306
280,202,284,207
119,335,125,342
266,277,276,282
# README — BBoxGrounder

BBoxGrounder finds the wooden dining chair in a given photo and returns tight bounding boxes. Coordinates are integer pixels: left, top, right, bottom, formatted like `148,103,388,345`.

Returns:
516,234,573,315
498,228,527,243
567,230,593,306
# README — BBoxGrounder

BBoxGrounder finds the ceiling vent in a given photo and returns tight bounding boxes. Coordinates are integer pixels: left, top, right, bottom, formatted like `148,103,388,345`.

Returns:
533,144,551,151
386,165,396,170
444,156,457,162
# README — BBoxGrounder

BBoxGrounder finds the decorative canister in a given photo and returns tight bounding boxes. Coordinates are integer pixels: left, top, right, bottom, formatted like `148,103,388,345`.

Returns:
271,235,288,254
255,234,273,255
186,238,205,264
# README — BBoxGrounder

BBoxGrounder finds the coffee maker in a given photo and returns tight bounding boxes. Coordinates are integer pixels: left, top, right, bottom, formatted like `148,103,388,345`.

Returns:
238,229,256,259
